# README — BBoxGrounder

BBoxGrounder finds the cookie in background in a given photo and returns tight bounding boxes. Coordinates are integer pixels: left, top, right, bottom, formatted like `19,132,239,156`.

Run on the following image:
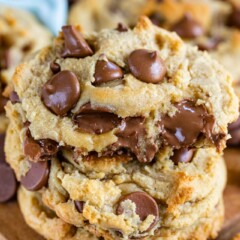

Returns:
0,5,52,204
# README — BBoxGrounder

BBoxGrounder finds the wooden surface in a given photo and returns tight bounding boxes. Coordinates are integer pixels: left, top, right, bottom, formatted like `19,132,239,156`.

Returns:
0,149,240,240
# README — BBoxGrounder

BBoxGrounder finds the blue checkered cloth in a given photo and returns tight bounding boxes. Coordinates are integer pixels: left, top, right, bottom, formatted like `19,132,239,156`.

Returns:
0,0,68,35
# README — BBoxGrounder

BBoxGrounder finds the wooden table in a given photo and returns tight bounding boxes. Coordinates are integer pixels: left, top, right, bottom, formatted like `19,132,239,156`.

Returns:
0,149,240,240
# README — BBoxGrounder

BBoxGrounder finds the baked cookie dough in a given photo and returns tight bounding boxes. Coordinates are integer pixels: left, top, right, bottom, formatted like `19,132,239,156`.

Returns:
9,118,225,239
5,17,238,167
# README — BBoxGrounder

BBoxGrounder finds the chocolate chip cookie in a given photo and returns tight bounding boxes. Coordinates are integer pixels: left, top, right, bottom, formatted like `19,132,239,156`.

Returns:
0,6,51,132
0,6,51,84
18,187,224,240
7,118,226,239
5,17,238,165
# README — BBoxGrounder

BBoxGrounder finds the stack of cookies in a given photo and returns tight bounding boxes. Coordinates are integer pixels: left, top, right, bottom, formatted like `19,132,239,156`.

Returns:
0,6,51,203
5,17,238,239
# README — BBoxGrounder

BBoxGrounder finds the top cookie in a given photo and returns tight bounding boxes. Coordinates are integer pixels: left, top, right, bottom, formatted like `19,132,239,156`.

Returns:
8,17,238,165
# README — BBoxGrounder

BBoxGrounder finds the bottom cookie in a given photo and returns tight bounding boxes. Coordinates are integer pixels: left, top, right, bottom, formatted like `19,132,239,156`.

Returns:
18,186,224,240
18,187,99,240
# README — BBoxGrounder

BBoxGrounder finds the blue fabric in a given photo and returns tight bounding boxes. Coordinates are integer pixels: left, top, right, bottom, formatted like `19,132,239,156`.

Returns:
0,0,68,35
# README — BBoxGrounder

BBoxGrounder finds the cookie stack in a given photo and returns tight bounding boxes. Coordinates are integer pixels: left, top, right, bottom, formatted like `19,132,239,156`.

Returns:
0,6,51,204
5,17,238,239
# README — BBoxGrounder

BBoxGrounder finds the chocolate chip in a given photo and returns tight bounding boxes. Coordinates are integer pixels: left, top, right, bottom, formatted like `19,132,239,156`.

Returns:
0,133,17,202
227,6,240,29
61,25,93,58
21,43,32,53
41,70,80,116
116,23,128,32
0,133,6,165
74,103,121,134
171,148,195,165
74,201,85,213
50,61,61,74
197,37,224,51
0,165,17,203
171,13,204,39
21,161,50,191
94,59,123,85
114,117,157,162
128,49,166,84
10,91,20,104
23,129,59,161
149,12,165,26
160,100,214,148
0,94,8,114
116,192,159,232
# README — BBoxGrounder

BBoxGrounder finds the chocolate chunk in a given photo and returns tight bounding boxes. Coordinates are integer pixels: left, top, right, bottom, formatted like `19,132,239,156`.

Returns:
116,192,159,231
41,70,81,116
114,117,157,162
149,12,165,26
0,94,8,114
227,6,240,29
197,37,224,51
0,49,10,70
74,201,85,213
128,49,166,84
50,61,61,74
74,104,121,134
171,13,204,39
0,133,6,165
116,23,128,32
10,91,20,104
94,59,123,85
171,148,195,165
61,25,93,58
23,129,59,161
21,161,50,191
21,43,32,53
160,100,214,148
0,165,17,203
